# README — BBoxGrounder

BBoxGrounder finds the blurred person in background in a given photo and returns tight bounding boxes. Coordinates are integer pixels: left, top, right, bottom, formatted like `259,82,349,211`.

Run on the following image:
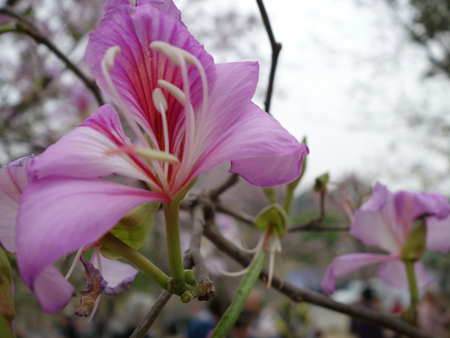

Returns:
350,288,384,338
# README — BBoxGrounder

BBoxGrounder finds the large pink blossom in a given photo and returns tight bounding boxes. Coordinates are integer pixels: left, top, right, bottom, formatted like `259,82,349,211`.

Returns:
321,182,450,294
15,0,308,313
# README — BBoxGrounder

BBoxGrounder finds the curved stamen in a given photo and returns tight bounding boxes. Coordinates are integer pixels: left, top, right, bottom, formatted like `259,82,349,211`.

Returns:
241,240,261,253
88,294,101,323
217,233,265,277
153,88,171,176
105,146,179,164
266,239,277,289
101,46,170,193
158,80,186,106
65,246,84,280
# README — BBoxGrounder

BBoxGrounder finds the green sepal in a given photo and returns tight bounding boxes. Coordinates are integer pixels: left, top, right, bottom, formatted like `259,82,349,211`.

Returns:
287,136,308,192
263,188,277,204
210,251,266,338
0,314,15,338
255,204,288,238
101,202,160,260
0,248,14,333
313,172,329,193
171,177,198,203
401,221,427,262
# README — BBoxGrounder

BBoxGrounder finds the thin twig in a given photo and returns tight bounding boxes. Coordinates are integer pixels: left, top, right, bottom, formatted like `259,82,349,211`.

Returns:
203,222,438,338
0,5,104,106
215,202,255,227
209,174,239,200
288,223,349,232
129,291,172,338
255,0,282,114
187,204,215,301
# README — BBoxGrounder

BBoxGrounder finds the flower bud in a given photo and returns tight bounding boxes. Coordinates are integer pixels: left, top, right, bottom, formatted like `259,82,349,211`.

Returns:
401,221,427,262
313,172,329,193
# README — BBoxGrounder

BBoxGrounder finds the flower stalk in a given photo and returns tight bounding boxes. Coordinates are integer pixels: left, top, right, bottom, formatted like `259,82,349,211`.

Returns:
402,260,419,324
163,201,185,286
99,232,169,289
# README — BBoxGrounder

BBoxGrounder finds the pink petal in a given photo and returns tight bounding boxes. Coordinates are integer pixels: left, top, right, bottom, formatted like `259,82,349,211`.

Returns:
189,62,308,188
378,260,433,289
31,105,155,183
32,265,75,313
105,0,182,22
16,176,168,290
321,253,396,294
0,156,33,253
86,0,215,152
93,254,138,295
426,216,450,253
350,183,406,254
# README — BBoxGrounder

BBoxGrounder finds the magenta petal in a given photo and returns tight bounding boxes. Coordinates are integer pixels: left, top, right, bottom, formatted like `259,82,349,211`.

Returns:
350,183,406,254
378,260,433,289
86,0,215,149
33,265,75,313
93,255,138,295
31,105,154,183
426,216,450,253
0,156,33,253
321,253,396,294
104,0,182,21
189,62,308,187
16,176,168,290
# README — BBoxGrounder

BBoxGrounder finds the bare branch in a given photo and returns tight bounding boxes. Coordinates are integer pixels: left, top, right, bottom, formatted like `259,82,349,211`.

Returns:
203,221,438,338
186,204,215,301
129,291,172,338
288,223,350,232
255,0,281,114
209,174,239,200
0,5,104,106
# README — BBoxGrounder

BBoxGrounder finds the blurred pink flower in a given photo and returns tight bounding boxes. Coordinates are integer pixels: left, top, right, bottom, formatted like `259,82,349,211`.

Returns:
322,182,450,294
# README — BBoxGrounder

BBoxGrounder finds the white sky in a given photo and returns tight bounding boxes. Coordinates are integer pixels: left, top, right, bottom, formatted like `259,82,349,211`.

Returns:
180,0,450,194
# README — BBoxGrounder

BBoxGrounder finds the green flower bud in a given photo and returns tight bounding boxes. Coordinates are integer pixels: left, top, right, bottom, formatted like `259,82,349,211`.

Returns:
401,221,427,262
313,172,329,193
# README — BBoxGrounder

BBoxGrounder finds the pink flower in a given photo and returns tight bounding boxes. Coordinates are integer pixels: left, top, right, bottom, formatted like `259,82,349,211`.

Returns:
321,182,450,294
15,0,307,312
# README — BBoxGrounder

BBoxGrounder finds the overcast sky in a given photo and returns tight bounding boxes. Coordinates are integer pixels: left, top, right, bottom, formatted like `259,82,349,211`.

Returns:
180,0,450,194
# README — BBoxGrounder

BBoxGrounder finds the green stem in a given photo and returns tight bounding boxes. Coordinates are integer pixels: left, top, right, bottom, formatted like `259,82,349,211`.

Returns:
284,188,294,213
100,233,169,289
211,250,266,338
404,260,419,322
163,201,185,285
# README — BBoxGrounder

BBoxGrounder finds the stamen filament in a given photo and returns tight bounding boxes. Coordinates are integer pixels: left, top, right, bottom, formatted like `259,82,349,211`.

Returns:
65,246,84,280
158,80,186,106
266,241,276,289
105,146,179,164
101,47,170,192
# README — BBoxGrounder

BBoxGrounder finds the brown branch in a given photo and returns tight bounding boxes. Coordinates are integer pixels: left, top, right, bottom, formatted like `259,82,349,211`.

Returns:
0,5,104,106
129,290,172,338
187,204,215,301
208,174,239,200
203,221,438,338
215,202,255,227
255,0,281,114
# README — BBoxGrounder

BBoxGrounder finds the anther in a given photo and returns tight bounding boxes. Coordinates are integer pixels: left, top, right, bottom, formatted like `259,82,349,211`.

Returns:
152,88,168,113
150,41,197,66
104,46,121,72
158,80,186,105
